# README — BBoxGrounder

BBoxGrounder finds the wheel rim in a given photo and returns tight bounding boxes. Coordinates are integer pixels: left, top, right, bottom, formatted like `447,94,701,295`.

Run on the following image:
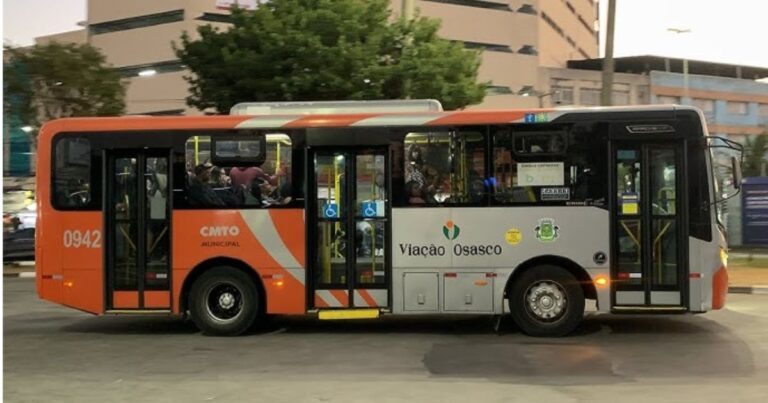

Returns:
205,282,244,323
524,280,567,322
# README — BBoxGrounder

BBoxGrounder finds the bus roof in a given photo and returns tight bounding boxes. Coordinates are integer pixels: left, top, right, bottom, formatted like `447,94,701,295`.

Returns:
38,104,703,141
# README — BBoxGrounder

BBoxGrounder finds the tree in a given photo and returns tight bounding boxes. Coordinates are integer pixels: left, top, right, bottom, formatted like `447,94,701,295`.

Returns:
175,0,486,112
4,42,126,136
742,129,768,177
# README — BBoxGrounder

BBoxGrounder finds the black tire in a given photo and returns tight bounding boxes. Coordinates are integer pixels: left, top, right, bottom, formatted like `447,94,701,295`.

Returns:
189,266,261,336
508,265,584,337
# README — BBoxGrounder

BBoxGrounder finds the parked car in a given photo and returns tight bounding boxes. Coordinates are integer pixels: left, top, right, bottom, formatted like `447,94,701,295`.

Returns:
4,227,35,262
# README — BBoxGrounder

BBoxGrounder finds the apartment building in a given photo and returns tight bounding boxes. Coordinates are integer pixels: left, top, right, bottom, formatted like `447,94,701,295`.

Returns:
36,0,599,114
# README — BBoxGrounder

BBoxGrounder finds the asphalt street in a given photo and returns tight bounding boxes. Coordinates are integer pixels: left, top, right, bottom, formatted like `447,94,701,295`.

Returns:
4,278,768,402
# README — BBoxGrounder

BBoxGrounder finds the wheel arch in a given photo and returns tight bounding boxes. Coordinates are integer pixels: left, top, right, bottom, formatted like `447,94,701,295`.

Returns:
178,256,265,315
505,255,596,301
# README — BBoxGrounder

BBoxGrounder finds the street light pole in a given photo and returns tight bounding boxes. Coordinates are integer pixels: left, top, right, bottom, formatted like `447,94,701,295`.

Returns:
667,28,692,101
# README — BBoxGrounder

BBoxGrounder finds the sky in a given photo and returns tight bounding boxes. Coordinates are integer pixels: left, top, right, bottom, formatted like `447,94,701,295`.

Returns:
2,0,768,68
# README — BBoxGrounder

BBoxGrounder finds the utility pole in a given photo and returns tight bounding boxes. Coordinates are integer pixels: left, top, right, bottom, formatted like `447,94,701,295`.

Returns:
600,0,616,106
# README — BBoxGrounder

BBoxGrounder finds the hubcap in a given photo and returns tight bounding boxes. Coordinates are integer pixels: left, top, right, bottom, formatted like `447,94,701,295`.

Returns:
218,292,235,310
525,281,567,322
206,283,243,323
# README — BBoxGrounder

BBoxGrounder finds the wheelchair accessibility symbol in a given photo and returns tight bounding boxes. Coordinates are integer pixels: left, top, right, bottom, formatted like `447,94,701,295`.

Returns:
362,201,377,218
323,203,339,218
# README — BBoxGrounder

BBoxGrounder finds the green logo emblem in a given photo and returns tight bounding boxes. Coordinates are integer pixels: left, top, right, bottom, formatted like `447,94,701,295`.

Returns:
535,218,559,243
442,220,460,240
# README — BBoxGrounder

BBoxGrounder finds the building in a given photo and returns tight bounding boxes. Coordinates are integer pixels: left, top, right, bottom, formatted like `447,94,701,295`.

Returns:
36,0,599,114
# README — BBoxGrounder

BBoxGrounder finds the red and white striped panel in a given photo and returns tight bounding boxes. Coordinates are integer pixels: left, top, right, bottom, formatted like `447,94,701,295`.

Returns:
353,290,387,308
314,290,349,308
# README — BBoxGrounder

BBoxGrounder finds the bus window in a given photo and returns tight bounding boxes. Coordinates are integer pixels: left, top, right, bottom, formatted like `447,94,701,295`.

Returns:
492,124,606,205
403,130,485,205
53,137,93,209
183,133,292,208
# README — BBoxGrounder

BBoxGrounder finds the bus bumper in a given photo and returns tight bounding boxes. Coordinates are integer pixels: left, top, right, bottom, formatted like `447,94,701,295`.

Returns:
712,265,728,310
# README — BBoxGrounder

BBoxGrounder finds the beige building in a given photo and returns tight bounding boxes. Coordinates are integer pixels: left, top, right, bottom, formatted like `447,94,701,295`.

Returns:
37,0,599,114
537,66,650,108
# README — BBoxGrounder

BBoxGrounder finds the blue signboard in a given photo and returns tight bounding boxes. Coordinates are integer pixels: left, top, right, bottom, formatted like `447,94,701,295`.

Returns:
322,203,339,219
741,177,768,245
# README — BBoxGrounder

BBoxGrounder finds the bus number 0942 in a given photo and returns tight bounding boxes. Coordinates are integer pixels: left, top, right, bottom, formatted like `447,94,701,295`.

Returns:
63,230,102,248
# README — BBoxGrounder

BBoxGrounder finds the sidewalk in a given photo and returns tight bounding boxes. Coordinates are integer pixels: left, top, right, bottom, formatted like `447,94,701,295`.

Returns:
3,262,36,278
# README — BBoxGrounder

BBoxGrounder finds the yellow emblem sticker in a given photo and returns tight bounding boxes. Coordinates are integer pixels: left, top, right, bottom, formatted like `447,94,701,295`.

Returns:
505,228,522,245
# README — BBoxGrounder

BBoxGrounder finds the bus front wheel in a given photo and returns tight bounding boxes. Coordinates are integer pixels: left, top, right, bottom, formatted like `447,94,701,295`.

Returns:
189,267,261,336
508,265,584,337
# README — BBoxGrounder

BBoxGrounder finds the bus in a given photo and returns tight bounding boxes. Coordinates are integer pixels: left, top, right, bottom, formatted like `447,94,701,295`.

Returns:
35,101,741,337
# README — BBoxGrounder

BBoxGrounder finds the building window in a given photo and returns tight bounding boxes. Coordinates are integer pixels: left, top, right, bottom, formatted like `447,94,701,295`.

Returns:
53,137,93,209
89,10,184,35
657,95,680,105
759,103,768,117
486,85,513,95
727,101,748,115
116,60,186,78
517,4,537,14
183,132,293,208
459,41,513,53
612,90,630,106
196,13,232,23
403,130,486,205
692,98,715,113
541,12,564,36
580,88,601,106
422,0,513,11
551,86,574,105
518,45,538,55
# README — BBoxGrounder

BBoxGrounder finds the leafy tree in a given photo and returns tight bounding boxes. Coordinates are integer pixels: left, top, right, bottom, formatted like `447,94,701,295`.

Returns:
175,0,486,112
4,42,126,137
742,129,768,177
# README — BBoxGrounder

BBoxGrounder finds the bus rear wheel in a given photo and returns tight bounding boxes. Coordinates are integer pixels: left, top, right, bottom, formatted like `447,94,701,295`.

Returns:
189,267,260,336
508,265,584,337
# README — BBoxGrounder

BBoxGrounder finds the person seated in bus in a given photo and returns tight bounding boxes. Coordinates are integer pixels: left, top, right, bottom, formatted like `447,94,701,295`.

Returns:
244,177,289,207
188,164,226,207
230,166,264,188
406,180,426,204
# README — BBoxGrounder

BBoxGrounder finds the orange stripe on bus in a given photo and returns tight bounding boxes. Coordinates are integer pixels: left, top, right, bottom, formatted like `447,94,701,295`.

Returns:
269,210,306,267
358,290,377,307
282,113,379,128
329,290,349,307
314,295,330,308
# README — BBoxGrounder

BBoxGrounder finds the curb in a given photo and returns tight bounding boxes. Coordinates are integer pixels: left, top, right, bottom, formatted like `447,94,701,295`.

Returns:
729,286,768,295
4,272,36,278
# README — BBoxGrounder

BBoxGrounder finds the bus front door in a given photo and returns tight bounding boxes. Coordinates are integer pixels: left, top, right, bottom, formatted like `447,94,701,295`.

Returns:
611,142,687,309
105,149,172,311
309,149,390,310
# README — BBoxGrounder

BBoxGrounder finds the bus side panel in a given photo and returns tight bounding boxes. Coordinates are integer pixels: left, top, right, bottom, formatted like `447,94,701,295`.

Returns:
172,209,306,315
39,211,104,314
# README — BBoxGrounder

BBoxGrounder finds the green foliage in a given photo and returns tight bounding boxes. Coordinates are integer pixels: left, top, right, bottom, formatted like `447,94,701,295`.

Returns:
3,42,126,134
742,130,768,177
175,0,486,112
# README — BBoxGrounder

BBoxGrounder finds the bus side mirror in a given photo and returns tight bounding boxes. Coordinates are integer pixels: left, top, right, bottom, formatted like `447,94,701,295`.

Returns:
731,156,742,190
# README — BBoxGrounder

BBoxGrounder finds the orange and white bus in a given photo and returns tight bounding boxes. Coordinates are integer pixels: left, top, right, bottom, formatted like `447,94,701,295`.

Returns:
36,101,740,336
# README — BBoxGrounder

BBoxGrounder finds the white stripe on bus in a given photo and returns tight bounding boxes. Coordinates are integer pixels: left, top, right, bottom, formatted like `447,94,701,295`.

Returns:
238,210,305,285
